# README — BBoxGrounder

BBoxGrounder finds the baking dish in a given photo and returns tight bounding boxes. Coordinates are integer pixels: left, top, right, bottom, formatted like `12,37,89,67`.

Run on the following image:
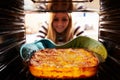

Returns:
29,48,99,79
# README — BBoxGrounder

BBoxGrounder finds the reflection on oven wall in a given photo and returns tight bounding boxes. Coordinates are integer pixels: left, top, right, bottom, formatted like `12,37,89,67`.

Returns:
0,0,120,80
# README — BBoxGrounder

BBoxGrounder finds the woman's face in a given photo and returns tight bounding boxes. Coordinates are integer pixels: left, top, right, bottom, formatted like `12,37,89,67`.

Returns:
52,13,69,33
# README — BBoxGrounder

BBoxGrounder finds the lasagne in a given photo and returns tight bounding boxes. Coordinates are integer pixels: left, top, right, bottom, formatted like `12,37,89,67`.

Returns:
29,48,99,79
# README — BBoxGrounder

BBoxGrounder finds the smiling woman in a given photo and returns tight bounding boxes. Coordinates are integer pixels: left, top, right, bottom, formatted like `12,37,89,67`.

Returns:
47,12,72,43
37,12,87,44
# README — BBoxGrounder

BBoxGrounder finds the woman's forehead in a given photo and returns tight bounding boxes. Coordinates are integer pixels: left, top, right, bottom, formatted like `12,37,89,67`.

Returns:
54,13,69,18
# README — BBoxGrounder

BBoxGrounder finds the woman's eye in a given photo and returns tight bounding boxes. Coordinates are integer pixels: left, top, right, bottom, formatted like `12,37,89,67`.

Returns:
54,18,59,21
53,18,68,22
62,19,68,21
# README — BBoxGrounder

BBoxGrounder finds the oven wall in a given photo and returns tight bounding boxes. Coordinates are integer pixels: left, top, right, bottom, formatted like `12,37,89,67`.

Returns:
99,0,120,78
0,0,26,80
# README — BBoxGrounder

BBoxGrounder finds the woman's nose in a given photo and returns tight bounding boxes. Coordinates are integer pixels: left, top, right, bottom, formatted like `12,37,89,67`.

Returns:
58,21,63,26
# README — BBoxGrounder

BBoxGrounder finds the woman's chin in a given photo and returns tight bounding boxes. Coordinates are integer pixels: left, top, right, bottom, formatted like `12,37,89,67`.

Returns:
56,31,64,33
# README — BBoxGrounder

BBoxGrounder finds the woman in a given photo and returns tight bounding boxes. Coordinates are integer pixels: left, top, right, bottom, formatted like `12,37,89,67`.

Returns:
38,12,85,44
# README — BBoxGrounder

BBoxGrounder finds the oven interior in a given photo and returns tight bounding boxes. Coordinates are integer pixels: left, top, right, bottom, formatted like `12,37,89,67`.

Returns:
0,0,120,80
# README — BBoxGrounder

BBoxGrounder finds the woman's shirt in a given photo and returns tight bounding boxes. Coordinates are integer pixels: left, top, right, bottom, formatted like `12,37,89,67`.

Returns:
37,22,48,39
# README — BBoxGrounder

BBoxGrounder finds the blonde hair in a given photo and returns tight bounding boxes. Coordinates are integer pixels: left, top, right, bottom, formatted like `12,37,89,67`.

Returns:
47,12,74,43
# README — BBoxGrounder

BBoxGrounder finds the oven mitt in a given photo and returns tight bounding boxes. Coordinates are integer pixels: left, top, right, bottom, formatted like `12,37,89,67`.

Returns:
56,36,108,62
20,39,55,61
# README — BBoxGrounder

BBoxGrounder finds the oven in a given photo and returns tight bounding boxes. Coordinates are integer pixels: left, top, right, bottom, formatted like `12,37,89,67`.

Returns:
0,0,120,80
